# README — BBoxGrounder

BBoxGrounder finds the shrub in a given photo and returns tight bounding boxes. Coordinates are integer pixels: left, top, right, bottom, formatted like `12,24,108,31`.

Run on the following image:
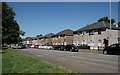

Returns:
77,45,90,49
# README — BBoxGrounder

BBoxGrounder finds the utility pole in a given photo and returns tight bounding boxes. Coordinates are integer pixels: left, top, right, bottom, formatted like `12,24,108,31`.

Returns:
109,0,112,46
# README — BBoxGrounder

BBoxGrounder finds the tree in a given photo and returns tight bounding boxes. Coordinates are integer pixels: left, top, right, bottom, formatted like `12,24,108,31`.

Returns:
98,16,115,24
0,2,2,46
2,2,25,45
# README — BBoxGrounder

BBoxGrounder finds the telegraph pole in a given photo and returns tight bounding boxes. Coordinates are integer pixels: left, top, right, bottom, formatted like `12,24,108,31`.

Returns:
109,0,112,46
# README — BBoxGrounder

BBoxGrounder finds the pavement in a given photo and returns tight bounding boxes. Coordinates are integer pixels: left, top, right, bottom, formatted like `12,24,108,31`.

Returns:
17,48,119,73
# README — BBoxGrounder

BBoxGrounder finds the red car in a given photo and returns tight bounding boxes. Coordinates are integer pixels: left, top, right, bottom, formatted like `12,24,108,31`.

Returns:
34,45,39,49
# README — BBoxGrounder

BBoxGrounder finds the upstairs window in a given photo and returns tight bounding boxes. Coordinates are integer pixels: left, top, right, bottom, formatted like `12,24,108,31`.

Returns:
82,31,86,35
89,30,94,35
98,29,101,35
60,34,65,37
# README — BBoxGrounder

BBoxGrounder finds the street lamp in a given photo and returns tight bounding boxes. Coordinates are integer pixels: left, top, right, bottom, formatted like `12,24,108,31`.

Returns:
109,0,112,46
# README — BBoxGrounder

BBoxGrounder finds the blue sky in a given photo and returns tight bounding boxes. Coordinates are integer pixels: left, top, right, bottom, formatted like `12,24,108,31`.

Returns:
7,2,118,38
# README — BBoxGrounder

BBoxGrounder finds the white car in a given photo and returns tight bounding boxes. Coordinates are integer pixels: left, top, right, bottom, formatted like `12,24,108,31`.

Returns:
46,46,53,49
39,45,53,50
30,44,35,48
39,45,45,49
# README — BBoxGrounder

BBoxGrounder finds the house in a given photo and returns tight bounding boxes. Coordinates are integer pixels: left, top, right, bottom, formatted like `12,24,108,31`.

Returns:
73,22,120,49
36,35,44,45
23,37,33,45
118,27,120,43
52,29,74,45
31,37,38,45
44,33,54,45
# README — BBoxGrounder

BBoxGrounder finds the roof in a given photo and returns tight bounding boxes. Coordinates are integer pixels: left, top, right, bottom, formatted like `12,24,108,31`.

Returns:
55,29,74,36
44,33,54,38
76,22,119,32
31,37,37,40
36,35,43,39
25,37,37,40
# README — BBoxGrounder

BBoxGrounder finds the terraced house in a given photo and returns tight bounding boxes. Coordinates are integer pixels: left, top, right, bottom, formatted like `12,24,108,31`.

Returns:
73,22,120,49
44,33,54,45
52,29,73,45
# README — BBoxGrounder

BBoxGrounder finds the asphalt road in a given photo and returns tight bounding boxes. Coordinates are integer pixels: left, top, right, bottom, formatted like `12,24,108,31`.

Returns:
17,48,119,73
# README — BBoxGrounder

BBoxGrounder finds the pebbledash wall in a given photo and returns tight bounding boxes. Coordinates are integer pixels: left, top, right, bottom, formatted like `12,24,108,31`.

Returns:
73,22,120,49
52,35,73,45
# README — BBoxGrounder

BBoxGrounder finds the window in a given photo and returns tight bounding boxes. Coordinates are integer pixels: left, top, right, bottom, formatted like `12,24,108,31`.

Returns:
82,40,87,45
58,36,60,38
90,40,94,46
89,30,94,35
60,34,65,37
98,40,102,46
82,31,86,35
98,29,101,35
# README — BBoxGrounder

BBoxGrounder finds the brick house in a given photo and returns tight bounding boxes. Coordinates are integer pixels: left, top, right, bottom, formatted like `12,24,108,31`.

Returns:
73,22,120,49
52,29,74,45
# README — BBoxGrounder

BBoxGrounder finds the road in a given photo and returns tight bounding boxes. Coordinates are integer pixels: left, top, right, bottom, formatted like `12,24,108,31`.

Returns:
17,48,119,73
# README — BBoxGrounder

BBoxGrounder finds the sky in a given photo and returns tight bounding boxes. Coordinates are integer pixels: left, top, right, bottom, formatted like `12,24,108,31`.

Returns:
7,2,118,38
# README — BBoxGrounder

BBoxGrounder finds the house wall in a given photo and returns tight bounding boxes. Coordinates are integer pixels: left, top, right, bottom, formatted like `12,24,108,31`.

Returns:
73,29,119,49
45,38,52,45
32,40,38,45
51,35,73,45
73,34,80,45
52,37,58,45
118,30,120,43
65,36,73,45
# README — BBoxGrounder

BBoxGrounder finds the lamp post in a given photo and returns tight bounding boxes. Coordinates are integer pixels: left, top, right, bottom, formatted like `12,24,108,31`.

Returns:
109,0,112,46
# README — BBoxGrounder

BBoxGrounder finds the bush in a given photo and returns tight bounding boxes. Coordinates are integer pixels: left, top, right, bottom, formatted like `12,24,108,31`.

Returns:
77,45,90,49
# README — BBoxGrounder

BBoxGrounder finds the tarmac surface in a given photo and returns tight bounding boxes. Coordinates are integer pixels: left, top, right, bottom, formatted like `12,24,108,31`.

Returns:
17,48,119,73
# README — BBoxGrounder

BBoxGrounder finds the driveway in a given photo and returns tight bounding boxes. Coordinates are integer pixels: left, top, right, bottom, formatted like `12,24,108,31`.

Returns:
17,48,119,73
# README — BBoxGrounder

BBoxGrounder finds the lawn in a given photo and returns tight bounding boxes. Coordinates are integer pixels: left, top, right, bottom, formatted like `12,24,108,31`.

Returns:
2,48,72,73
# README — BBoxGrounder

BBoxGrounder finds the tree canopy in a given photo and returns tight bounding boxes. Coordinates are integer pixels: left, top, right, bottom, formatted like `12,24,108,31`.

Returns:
2,2,25,45
98,16,115,25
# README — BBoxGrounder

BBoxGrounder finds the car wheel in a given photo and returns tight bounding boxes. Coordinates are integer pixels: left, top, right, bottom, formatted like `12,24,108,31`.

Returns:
103,50,108,55
76,50,79,52
70,49,72,52
58,48,60,50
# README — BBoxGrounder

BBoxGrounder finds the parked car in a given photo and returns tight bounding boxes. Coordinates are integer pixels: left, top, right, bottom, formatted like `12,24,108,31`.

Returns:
17,44,26,49
65,44,79,52
39,45,46,49
30,44,35,48
10,44,17,49
34,45,39,49
39,45,53,50
53,45,65,50
103,43,120,55
46,45,53,50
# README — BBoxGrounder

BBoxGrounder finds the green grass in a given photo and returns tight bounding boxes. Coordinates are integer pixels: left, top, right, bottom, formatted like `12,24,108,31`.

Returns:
0,49,2,74
2,48,72,73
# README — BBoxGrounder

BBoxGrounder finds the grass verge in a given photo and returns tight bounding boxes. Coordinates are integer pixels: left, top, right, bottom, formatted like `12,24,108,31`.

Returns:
2,48,72,73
